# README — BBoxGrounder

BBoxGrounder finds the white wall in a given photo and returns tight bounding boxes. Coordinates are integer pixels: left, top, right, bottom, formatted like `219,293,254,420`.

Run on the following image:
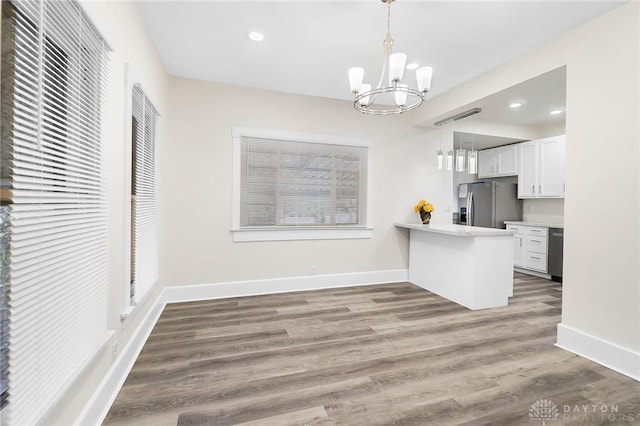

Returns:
39,2,171,424
159,78,451,286
416,2,639,372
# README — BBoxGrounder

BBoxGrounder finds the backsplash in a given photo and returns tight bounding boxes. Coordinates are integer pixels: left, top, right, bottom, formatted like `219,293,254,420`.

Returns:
522,198,564,224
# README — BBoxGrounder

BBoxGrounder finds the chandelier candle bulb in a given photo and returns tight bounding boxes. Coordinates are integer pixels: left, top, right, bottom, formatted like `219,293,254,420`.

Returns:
389,52,407,82
416,66,433,93
348,67,364,93
394,84,408,106
358,84,372,106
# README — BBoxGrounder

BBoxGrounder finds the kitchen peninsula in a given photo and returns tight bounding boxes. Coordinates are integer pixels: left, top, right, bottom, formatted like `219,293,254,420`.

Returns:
395,223,516,310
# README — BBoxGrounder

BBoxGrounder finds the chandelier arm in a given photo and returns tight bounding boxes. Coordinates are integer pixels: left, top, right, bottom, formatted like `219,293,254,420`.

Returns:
353,86,424,114
376,46,388,90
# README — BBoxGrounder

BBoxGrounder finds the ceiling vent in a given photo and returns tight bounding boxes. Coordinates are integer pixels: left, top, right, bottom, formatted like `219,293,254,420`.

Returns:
434,108,482,126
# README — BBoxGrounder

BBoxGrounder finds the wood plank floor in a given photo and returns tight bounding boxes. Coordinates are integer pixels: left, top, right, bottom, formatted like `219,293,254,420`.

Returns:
103,273,640,425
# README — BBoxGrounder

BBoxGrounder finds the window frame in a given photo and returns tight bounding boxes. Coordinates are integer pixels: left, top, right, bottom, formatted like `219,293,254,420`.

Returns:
231,127,373,242
121,63,160,320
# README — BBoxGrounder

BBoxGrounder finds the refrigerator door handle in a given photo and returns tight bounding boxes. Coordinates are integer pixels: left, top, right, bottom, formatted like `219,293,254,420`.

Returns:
465,192,470,225
468,192,473,226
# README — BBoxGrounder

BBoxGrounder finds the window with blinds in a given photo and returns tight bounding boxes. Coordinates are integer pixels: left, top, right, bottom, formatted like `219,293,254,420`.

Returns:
232,129,370,241
0,0,109,424
130,85,159,303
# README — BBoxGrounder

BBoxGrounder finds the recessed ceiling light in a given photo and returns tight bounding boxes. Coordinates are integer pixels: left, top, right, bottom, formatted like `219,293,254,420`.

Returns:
248,31,264,42
406,62,420,70
550,109,564,115
509,102,523,108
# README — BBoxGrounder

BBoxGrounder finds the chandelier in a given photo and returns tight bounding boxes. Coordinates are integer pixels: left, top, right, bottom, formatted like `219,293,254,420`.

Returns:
348,0,433,115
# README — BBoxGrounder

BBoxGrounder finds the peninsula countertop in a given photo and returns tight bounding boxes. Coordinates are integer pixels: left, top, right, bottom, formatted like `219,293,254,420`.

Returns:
395,222,516,237
504,221,564,228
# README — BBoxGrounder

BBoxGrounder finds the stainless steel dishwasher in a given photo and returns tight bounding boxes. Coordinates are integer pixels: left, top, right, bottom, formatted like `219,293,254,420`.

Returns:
548,227,564,283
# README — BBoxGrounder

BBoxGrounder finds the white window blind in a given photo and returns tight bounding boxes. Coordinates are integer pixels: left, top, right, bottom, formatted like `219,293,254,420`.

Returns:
131,85,159,302
0,0,109,424
0,208,9,411
240,136,368,228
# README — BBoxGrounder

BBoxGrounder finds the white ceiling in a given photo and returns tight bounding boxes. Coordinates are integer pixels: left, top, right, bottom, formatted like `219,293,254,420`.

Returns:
435,66,567,131
139,0,624,105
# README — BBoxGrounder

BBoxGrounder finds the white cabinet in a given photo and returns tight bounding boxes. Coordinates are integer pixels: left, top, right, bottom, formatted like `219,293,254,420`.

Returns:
498,145,519,175
477,145,519,178
506,224,525,267
507,224,549,273
477,150,495,178
518,135,565,198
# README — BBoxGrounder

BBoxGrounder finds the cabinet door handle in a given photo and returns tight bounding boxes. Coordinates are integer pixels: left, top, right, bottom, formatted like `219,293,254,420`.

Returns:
530,239,540,243
520,239,522,247
539,184,541,193
532,185,535,193
531,256,541,260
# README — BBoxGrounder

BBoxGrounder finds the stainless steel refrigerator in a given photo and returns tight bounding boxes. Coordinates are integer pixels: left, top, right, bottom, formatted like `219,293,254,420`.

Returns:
458,181,522,228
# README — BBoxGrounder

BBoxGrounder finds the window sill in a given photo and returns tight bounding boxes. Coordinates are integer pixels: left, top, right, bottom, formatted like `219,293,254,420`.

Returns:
231,226,373,242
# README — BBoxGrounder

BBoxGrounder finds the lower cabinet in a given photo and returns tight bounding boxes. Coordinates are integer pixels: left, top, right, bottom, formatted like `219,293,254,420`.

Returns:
506,225,548,273
509,226,525,267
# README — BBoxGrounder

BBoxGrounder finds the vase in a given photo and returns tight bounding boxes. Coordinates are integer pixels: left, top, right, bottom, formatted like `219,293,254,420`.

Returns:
420,211,431,225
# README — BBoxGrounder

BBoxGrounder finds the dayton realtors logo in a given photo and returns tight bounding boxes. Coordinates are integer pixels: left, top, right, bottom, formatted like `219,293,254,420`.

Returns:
529,399,560,424
529,399,636,424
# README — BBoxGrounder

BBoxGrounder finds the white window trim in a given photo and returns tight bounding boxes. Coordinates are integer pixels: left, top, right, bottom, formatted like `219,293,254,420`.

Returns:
121,62,136,319
231,127,373,242
121,63,160,320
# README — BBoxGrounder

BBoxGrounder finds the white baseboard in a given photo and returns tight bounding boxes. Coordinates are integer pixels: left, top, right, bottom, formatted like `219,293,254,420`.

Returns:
78,269,408,425
162,269,409,303
76,296,166,425
556,323,640,381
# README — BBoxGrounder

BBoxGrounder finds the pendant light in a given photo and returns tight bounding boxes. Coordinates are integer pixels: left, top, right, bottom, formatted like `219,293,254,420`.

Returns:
455,143,466,172
436,125,443,170
467,135,478,174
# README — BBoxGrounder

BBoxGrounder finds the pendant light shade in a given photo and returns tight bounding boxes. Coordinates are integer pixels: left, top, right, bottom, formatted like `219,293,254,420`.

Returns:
467,150,478,174
456,149,466,172
446,150,454,171
436,150,443,170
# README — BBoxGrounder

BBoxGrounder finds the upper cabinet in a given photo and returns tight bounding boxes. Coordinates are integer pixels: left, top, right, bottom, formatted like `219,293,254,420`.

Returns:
518,135,565,198
477,145,518,178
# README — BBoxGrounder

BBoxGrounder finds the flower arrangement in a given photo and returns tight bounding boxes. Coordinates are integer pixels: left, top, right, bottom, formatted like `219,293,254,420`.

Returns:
414,199,434,224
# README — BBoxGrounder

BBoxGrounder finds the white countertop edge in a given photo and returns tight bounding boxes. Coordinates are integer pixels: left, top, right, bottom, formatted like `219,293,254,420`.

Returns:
504,221,564,228
395,222,516,237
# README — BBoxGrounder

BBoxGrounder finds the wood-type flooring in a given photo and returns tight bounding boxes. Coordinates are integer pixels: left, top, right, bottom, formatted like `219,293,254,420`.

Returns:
104,273,640,425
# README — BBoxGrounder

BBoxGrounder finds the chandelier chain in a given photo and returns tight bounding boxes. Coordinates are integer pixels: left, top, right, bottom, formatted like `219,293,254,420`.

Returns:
379,0,394,90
